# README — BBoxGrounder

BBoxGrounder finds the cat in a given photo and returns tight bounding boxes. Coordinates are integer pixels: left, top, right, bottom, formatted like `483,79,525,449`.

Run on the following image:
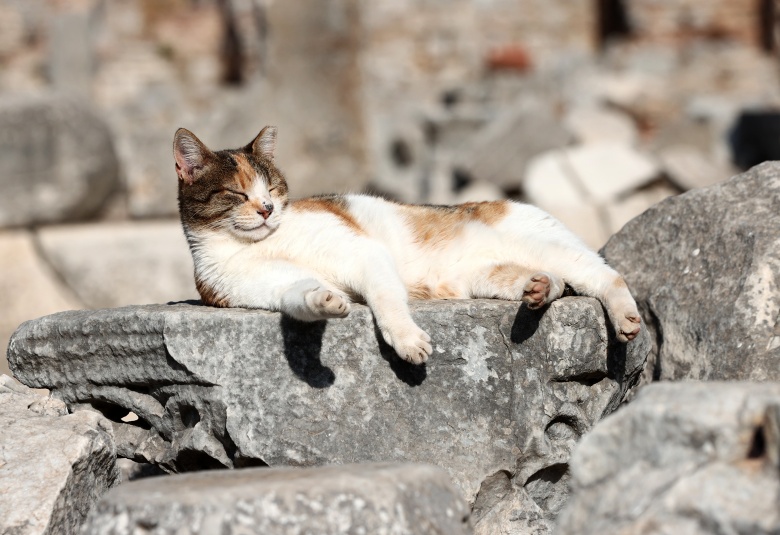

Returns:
174,126,641,365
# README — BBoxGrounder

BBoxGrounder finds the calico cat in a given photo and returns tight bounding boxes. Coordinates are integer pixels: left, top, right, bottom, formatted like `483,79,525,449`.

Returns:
174,126,641,364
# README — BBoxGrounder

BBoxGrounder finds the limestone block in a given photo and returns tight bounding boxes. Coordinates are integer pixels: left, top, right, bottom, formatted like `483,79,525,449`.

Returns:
602,162,780,383
0,375,119,535
557,382,780,535
0,230,82,376
564,106,638,146
0,92,120,227
83,463,471,535
658,145,731,191
8,298,650,534
36,221,197,309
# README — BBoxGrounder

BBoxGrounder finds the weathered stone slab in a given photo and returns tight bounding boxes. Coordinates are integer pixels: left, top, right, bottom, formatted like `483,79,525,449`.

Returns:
9,298,649,534
36,221,197,309
557,382,780,535
82,463,471,535
0,92,119,227
0,375,119,535
602,162,780,383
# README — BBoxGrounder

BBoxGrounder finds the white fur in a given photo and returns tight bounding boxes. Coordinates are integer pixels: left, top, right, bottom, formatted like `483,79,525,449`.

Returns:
188,195,640,364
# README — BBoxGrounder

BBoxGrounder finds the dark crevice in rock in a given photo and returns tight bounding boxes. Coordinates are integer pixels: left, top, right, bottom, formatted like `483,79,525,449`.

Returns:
551,371,607,387
748,425,766,459
646,299,665,382
525,463,570,516
545,415,582,440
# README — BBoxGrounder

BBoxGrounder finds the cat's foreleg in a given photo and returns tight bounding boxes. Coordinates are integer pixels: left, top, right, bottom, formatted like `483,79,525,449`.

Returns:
232,261,350,321
349,247,432,365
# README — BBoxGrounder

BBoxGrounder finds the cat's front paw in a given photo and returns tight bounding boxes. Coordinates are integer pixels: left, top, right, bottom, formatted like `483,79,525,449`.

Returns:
521,272,564,309
381,324,432,365
306,289,351,319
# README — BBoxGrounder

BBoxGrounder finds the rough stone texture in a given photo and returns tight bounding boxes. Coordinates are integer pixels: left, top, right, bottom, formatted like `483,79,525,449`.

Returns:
36,221,197,309
8,298,649,534
0,92,120,227
557,382,780,535
0,374,119,535
82,463,471,535
602,162,780,383
0,230,83,376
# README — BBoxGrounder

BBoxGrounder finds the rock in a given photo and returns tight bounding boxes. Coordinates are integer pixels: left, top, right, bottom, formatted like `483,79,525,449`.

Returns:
454,181,507,203
36,221,197,309
8,298,650,534
0,230,83,376
564,106,638,146
0,92,120,227
0,374,119,535
557,382,780,535
657,145,731,191
603,180,679,235
458,104,571,190
563,143,661,203
83,463,471,535
602,162,780,382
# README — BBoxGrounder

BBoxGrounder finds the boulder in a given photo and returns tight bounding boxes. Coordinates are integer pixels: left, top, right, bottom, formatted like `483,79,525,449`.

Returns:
602,162,780,382
556,382,780,535
8,298,650,534
0,92,120,227
82,463,471,535
564,106,638,146
0,375,119,535
36,221,197,309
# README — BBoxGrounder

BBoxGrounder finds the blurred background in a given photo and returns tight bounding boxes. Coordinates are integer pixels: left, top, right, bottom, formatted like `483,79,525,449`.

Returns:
2,0,780,375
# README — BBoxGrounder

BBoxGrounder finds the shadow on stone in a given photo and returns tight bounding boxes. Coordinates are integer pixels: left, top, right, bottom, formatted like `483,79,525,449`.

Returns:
510,303,544,344
280,316,335,388
373,323,427,387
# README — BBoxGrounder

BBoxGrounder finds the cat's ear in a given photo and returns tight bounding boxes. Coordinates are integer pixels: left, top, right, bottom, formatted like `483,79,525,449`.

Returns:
246,126,277,160
173,128,212,185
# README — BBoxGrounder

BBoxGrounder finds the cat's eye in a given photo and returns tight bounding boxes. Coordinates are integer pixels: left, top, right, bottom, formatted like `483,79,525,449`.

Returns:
268,186,277,193
221,189,248,200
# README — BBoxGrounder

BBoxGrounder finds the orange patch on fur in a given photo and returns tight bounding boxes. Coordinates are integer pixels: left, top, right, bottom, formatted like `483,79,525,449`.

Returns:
292,197,365,234
612,276,628,289
233,154,256,191
488,263,526,289
408,281,462,300
402,201,509,246
196,277,231,308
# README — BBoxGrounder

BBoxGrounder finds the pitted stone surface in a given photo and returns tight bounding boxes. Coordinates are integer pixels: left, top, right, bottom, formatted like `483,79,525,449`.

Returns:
9,298,649,534
82,463,471,535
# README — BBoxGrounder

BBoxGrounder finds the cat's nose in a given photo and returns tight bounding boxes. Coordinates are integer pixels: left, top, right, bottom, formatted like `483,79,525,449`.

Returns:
257,202,274,219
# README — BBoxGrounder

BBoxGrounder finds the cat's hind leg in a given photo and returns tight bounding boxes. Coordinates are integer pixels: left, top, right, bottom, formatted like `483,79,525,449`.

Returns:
470,263,565,309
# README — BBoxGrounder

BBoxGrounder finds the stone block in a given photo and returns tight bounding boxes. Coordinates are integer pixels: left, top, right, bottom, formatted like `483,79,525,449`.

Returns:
8,298,650,534
564,106,638,146
557,382,780,535
0,375,119,535
83,463,471,535
36,221,197,309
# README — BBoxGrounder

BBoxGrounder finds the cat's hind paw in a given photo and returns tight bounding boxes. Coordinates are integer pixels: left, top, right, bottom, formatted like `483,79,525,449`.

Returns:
615,313,642,342
522,272,564,310
306,289,351,319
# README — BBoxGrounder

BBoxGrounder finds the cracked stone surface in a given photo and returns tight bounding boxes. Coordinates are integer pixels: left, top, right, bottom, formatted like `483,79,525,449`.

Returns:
602,161,780,383
8,298,649,534
0,375,119,535
82,463,471,535
557,382,780,535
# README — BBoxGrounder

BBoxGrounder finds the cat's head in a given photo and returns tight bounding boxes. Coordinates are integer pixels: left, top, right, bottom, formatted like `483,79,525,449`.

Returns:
174,126,289,242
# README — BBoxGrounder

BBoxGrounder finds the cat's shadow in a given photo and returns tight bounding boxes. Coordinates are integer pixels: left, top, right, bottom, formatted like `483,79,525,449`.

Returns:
373,323,427,387
280,316,336,388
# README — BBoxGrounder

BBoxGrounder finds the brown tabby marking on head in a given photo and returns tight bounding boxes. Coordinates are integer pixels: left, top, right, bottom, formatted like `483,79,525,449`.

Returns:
196,276,231,308
292,197,365,234
402,201,510,246
233,153,257,191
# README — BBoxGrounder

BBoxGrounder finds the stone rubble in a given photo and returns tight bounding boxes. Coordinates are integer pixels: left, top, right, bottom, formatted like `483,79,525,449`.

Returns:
82,463,472,535
8,298,650,534
0,375,120,535
556,382,780,535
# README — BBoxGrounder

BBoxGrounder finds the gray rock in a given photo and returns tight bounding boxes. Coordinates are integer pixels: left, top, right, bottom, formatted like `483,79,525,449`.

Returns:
0,92,120,227
602,162,780,383
458,104,571,189
0,375,119,535
9,298,649,534
657,145,731,191
556,382,780,535
82,463,471,535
